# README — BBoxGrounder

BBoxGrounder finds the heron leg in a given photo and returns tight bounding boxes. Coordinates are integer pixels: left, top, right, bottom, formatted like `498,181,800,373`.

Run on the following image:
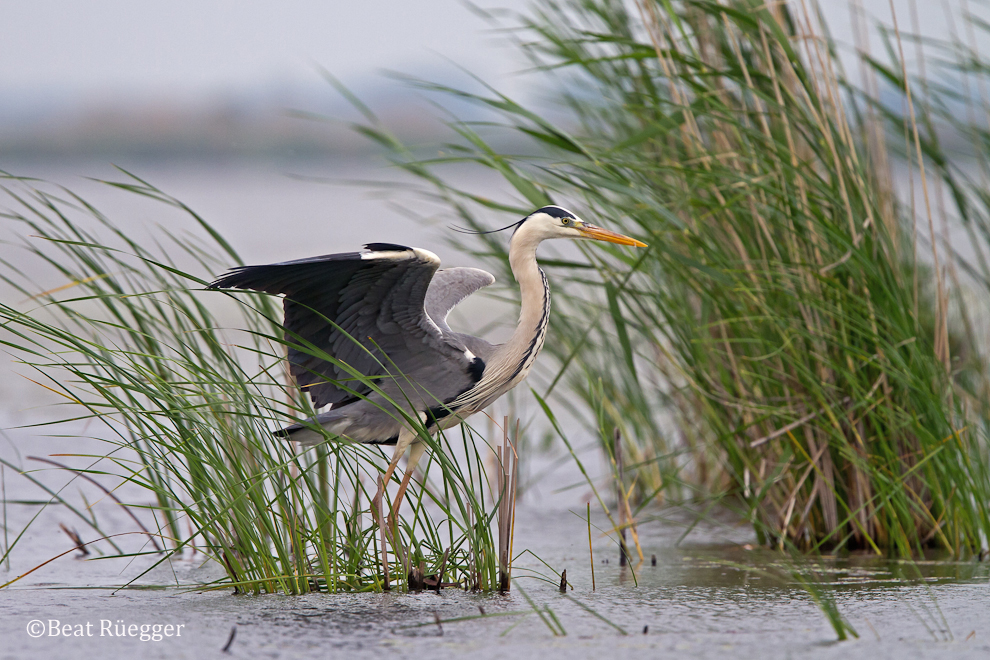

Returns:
373,427,416,519
388,440,426,527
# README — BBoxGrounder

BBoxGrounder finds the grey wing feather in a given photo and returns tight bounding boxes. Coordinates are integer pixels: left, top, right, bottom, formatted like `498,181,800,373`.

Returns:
211,245,484,410
424,267,496,333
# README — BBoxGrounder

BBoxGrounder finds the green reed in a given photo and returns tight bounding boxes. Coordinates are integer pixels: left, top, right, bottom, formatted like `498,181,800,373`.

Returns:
343,0,990,556
0,171,505,592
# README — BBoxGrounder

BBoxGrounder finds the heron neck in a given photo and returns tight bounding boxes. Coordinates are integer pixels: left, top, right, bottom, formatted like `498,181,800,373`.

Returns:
502,230,550,368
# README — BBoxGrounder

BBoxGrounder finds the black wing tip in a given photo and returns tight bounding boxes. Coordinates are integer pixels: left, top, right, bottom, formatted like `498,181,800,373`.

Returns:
209,263,286,291
208,269,277,293
274,424,399,447
367,434,399,446
274,423,332,443
208,268,248,290
363,242,412,252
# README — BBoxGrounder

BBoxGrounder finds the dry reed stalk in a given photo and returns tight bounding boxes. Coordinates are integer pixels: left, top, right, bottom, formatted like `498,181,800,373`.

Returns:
587,502,595,591
434,548,449,593
58,523,88,557
611,427,645,563
889,0,950,370
372,475,390,591
804,426,839,538
496,415,518,593
851,0,898,251
615,427,629,567
464,499,480,590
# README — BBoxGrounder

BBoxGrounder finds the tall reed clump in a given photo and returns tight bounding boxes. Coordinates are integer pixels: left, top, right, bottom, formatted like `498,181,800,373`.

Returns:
0,172,505,592
350,0,990,555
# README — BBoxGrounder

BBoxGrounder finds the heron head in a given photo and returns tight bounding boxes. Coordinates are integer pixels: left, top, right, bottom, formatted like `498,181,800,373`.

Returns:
522,205,647,247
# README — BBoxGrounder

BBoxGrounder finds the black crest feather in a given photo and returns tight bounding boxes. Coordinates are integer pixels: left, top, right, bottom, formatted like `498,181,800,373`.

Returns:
451,205,576,236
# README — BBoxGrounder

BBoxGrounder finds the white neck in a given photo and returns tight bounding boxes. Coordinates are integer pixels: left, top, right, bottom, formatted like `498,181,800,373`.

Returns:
448,217,557,413
492,223,551,379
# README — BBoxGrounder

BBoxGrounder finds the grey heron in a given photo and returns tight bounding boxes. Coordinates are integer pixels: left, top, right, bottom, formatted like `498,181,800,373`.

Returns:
210,205,646,520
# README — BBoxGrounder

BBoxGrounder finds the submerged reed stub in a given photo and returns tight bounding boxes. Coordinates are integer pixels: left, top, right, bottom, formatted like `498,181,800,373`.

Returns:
408,561,426,592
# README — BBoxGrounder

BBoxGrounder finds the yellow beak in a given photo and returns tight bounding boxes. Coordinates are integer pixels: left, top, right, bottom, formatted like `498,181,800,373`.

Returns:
578,224,648,247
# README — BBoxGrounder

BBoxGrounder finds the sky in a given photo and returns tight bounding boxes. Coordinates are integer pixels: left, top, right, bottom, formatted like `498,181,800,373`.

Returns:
0,1,973,107
0,0,990,137
0,0,531,106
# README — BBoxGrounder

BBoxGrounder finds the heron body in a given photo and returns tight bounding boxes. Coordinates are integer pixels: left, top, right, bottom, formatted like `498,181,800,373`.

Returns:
211,205,645,517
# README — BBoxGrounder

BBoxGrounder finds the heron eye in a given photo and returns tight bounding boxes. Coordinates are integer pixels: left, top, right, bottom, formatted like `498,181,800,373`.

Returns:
561,218,572,226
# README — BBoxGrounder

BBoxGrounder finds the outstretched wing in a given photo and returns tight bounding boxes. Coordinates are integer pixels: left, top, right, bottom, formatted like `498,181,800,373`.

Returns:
211,243,484,409
424,267,496,334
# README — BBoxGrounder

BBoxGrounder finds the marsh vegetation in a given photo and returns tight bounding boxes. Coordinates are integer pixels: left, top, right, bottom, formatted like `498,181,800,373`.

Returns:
1,6,990,648
355,0,990,557
0,171,526,594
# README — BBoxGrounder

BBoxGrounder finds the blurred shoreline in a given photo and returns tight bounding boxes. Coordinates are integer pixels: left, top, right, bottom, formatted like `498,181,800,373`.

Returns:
1,90,423,160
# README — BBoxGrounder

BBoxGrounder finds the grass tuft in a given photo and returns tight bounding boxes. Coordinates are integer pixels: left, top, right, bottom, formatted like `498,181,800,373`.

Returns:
0,172,512,593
